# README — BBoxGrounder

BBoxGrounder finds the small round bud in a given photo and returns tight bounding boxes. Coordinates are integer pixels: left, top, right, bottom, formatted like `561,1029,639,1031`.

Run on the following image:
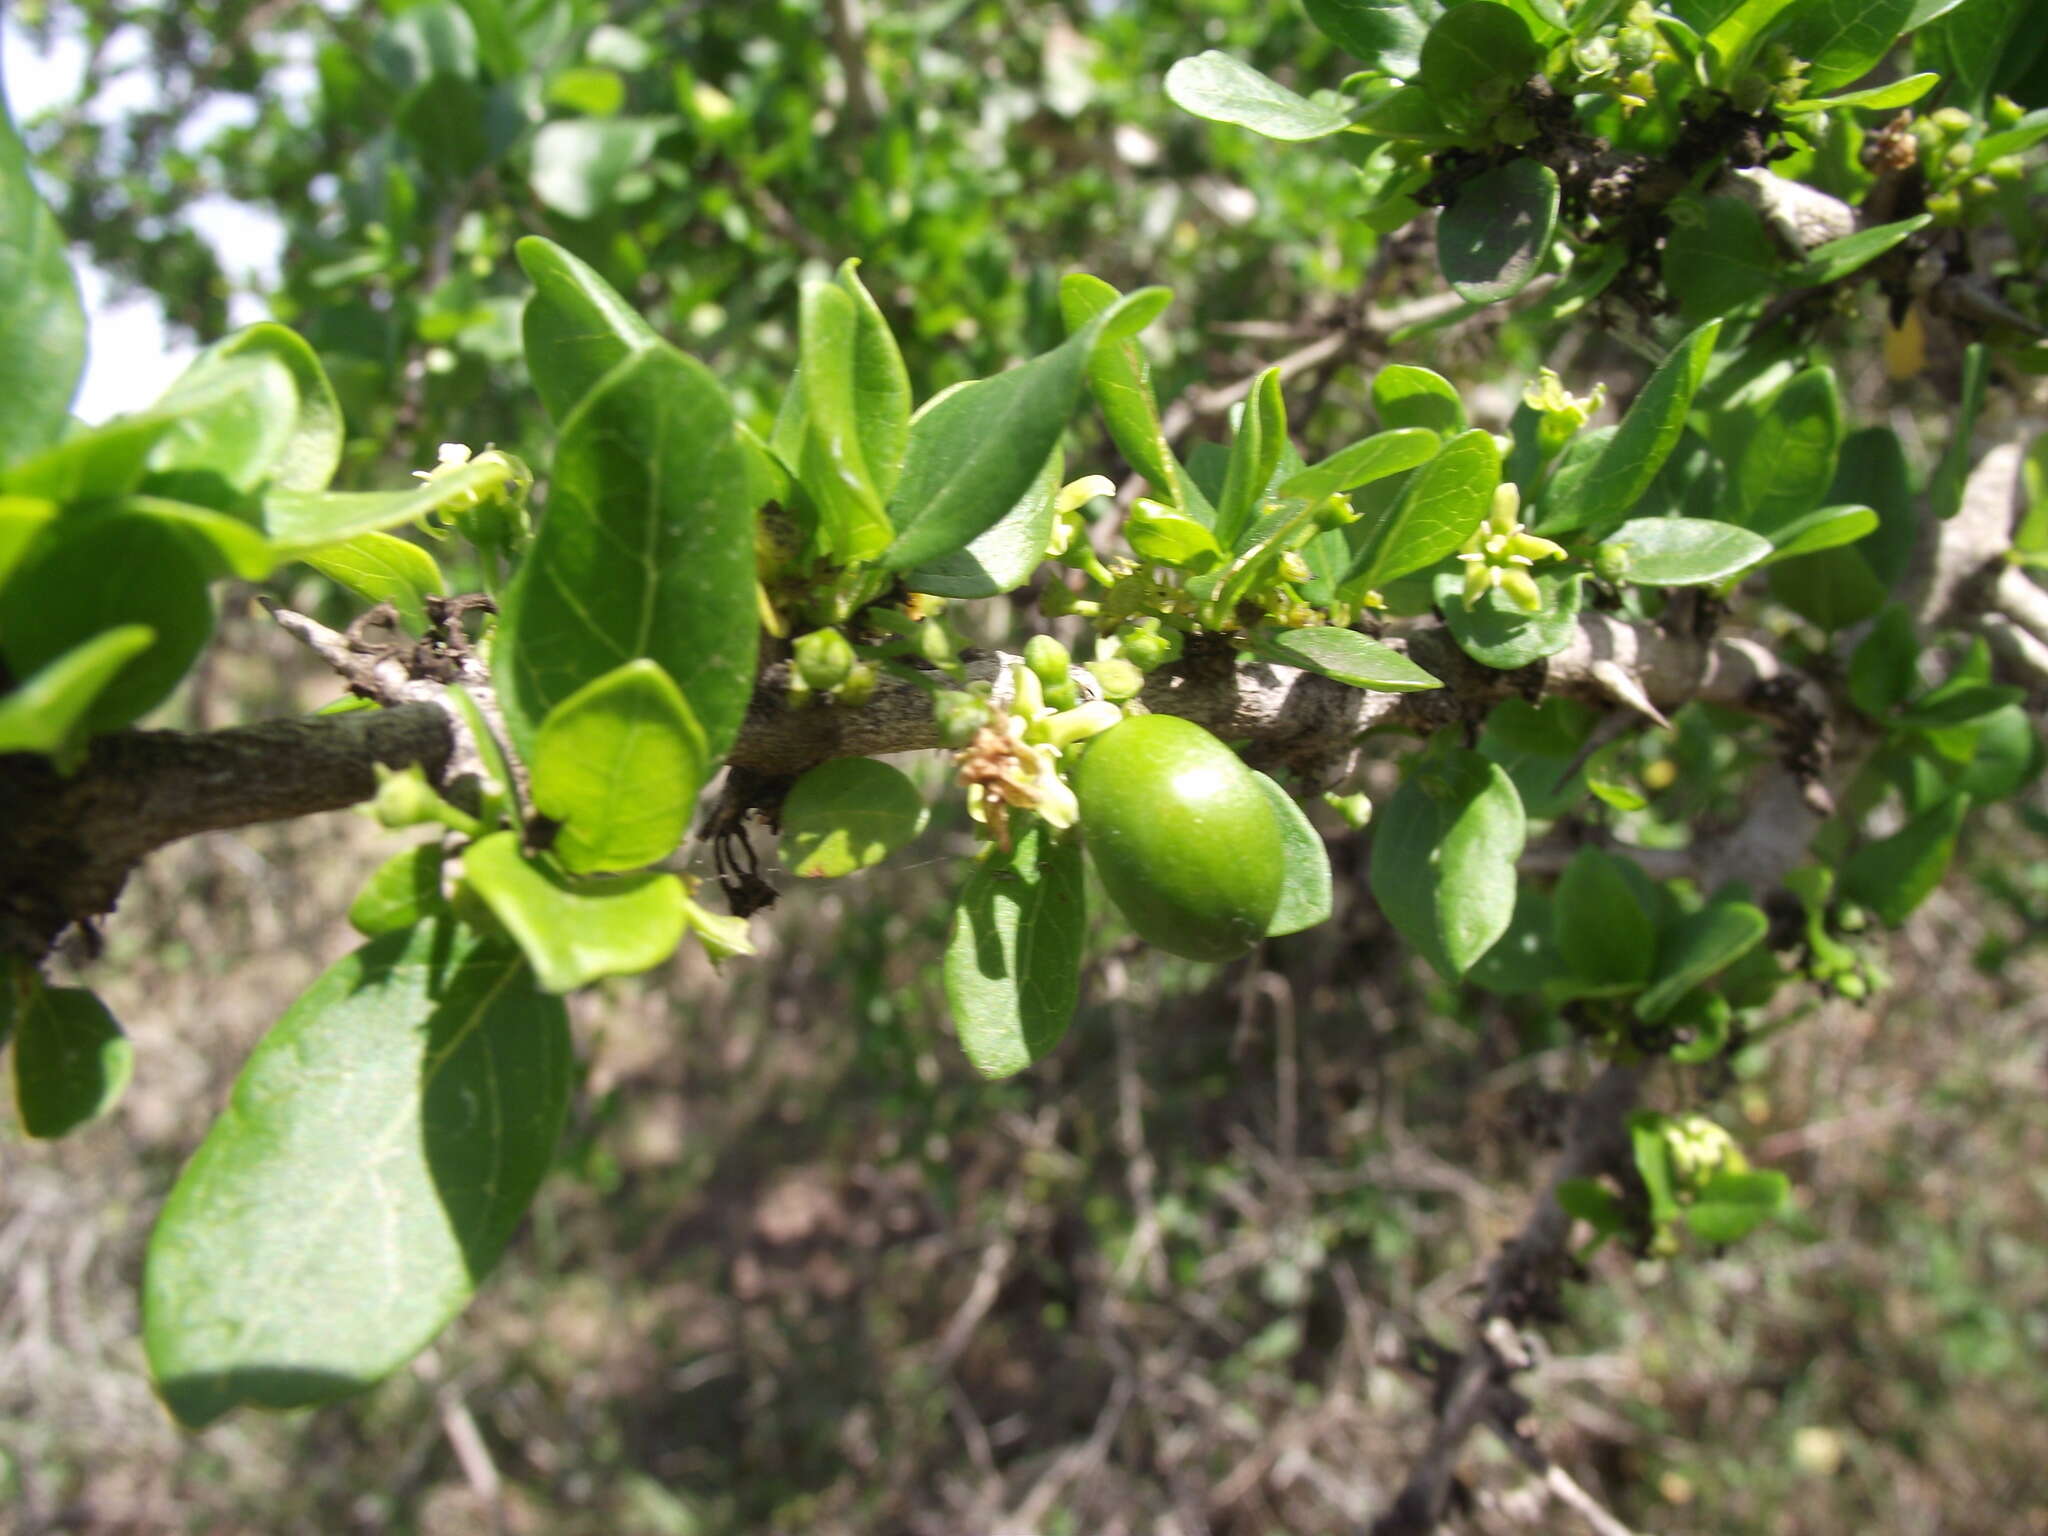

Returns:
1090,656,1145,702
934,689,990,748
837,661,877,709
1024,634,1071,685
1593,541,1632,582
1323,790,1373,830
793,628,856,692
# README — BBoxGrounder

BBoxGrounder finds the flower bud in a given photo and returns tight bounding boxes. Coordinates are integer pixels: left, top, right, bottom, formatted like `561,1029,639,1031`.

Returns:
793,628,856,692
934,688,990,748
1024,634,1071,685
837,661,877,709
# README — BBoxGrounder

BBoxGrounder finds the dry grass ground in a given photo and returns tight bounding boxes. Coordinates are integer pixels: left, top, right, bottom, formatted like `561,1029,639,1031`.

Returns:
5,628,2046,1534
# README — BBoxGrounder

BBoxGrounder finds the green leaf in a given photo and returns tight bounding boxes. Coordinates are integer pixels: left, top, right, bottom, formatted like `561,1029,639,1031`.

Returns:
832,260,912,505
0,511,213,732
3,405,189,504
348,843,450,936
1631,1114,1680,1224
1127,499,1225,570
1554,846,1656,991
1252,772,1334,937
143,920,571,1426
1684,1168,1788,1244
1896,682,2024,731
1555,321,1720,536
0,495,56,588
1370,745,1527,980
498,343,757,764
1637,900,1768,1021
1468,884,1563,994
1438,159,1559,305
1059,274,1204,517
1843,794,1966,925
516,235,661,423
1346,428,1501,591
1662,197,1777,321
0,67,86,467
794,280,893,563
1352,83,1461,141
1302,0,1442,76
1556,1176,1630,1233
780,759,930,878
1953,705,2043,803
11,986,132,1139
1417,3,1542,132
945,822,1087,1079
907,447,1061,598
1848,605,1919,717
116,495,275,582
1602,516,1772,585
155,324,344,495
882,287,1169,573
262,459,513,550
548,65,626,116
1252,625,1443,690
1973,105,2048,167
1731,366,1842,545
1279,428,1441,502
1769,544,1888,630
1372,365,1466,436
1217,368,1288,549
1768,0,1916,92
1760,503,1877,562
1794,215,1931,285
1830,427,1915,589
461,832,688,991
531,660,708,874
1434,567,1585,669
1165,52,1353,140
0,624,156,759
1780,71,1937,111
300,531,447,633
141,354,301,507
529,116,673,219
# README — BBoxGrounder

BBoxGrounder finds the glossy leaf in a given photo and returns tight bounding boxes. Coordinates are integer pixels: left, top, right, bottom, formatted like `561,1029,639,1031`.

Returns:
498,344,757,762
780,758,930,878
1216,367,1288,549
1279,427,1440,502
882,287,1168,572
0,68,86,467
142,353,300,506
1732,366,1843,545
1372,365,1465,436
531,660,708,874
154,323,344,494
1370,745,1527,980
1346,427,1500,591
1438,158,1559,305
516,235,660,423
143,920,571,1426
3,405,189,504
945,822,1087,1079
11,986,132,1139
1303,0,1442,76
1556,321,1719,537
1795,215,1931,286
1165,52,1352,140
1848,605,1918,718
1435,566,1584,669
0,495,55,588
462,832,688,991
262,459,513,550
907,448,1061,598
0,624,156,759
1252,772,1333,937
795,280,894,563
0,511,213,733
1554,846,1656,991
1417,3,1541,132
1953,706,2044,803
1770,544,1889,632
1637,900,1768,1021
1602,516,1771,585
348,843,450,936
300,531,447,633
1781,72,1937,112
1059,274,1204,516
832,260,912,504
1127,499,1225,570
1252,625,1442,690
1759,503,1876,562
1772,0,1918,93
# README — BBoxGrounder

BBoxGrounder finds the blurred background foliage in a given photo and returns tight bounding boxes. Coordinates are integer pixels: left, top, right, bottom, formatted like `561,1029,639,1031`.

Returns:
4,0,2048,1532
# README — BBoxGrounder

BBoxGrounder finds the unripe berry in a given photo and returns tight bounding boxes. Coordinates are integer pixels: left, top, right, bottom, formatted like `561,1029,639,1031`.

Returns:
793,628,856,692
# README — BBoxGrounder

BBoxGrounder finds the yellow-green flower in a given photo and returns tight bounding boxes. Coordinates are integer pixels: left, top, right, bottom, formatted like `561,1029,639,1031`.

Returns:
1456,484,1566,613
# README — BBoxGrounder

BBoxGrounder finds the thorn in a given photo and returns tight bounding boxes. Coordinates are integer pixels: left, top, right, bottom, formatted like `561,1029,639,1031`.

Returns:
1588,659,1671,731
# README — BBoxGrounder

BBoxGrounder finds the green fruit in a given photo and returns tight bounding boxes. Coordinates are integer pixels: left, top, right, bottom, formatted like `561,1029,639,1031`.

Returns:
1074,714,1283,961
